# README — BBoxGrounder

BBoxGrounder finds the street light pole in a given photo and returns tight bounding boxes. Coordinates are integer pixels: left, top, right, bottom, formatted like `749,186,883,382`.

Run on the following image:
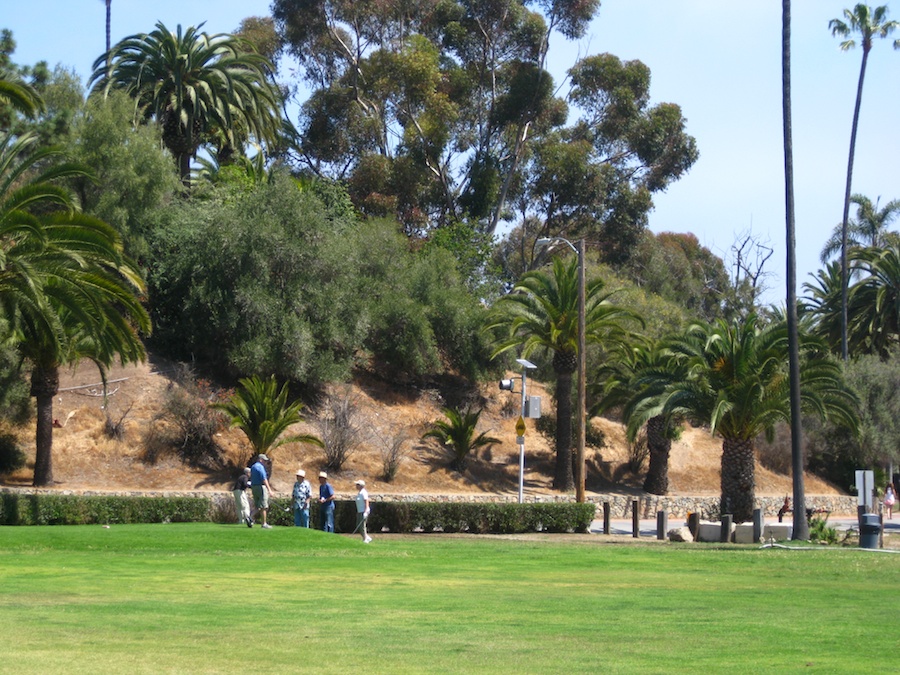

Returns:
500,358,537,504
535,236,587,502
576,238,586,503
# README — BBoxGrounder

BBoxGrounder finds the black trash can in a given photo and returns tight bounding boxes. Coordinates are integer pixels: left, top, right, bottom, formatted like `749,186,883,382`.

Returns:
859,513,881,549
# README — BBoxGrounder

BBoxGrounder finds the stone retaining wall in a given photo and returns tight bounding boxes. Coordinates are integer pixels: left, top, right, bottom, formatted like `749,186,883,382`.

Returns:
0,487,858,518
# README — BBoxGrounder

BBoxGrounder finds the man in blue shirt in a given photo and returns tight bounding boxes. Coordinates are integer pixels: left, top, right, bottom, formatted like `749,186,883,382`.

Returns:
318,471,336,532
250,454,276,529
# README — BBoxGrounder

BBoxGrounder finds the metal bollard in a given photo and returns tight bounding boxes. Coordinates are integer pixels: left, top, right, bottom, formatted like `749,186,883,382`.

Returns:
632,499,640,538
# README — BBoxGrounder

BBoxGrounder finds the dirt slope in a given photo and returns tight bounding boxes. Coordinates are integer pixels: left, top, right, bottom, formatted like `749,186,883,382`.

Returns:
1,357,842,498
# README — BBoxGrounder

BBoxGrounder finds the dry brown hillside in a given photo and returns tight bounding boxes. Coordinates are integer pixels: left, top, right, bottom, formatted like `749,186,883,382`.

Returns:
1,357,843,498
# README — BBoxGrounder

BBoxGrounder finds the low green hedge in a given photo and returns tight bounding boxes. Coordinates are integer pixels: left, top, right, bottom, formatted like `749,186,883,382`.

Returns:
0,493,212,526
1,493,595,533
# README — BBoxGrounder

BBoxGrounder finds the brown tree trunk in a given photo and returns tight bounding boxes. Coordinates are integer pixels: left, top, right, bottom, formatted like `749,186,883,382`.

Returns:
553,367,575,491
720,437,755,523
642,415,671,495
30,366,60,487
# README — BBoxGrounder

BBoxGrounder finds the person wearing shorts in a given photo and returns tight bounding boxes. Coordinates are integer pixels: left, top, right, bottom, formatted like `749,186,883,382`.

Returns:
355,479,371,543
250,454,275,529
233,467,252,526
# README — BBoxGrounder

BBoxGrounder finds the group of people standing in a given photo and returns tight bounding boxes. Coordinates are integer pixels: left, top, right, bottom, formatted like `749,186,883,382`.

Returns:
232,455,371,542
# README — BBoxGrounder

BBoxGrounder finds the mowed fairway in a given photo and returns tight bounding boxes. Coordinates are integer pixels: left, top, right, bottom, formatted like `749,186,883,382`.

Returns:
0,524,896,674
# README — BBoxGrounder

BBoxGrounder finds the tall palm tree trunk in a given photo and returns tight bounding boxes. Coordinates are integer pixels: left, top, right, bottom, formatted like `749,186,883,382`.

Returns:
782,0,809,540
553,368,575,491
642,415,671,495
839,41,871,362
105,0,111,53
30,366,60,486
720,437,755,523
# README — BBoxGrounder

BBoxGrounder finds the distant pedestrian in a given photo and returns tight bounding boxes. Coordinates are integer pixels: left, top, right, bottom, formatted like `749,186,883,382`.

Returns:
318,471,335,532
355,479,371,543
233,467,252,526
884,484,895,520
250,454,276,529
292,469,312,527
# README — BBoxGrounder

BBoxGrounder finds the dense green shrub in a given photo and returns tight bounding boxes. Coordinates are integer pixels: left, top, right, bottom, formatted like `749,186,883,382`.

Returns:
0,494,212,526
367,501,595,534
0,493,593,533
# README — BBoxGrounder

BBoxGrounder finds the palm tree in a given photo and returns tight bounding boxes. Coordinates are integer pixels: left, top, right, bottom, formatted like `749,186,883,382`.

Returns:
829,3,899,361
806,246,900,357
213,374,322,466
820,194,900,263
845,245,900,357
0,69,44,123
592,340,684,496
1,132,150,486
783,0,809,540
488,255,641,491
628,315,857,522
104,0,111,53
422,406,500,472
89,22,283,185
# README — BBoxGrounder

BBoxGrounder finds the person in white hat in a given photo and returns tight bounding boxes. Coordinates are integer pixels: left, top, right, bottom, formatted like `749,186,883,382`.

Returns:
292,469,312,527
355,479,372,543
317,471,335,532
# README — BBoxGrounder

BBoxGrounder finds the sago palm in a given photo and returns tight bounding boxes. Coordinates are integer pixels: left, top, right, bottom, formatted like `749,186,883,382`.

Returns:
422,406,500,472
213,374,322,465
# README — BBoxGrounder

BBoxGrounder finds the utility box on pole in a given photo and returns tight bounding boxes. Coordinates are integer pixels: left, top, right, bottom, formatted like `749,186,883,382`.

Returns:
524,396,541,418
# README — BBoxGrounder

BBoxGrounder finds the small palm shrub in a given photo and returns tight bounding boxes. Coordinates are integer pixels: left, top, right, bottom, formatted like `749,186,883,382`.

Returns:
213,374,322,466
423,406,499,471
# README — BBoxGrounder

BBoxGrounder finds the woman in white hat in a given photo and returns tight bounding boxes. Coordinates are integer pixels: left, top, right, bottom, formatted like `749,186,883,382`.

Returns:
355,479,372,543
292,469,312,527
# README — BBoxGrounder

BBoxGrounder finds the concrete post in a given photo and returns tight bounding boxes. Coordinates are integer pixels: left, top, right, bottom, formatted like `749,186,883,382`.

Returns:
687,512,699,539
656,510,667,540
720,514,733,543
752,508,763,543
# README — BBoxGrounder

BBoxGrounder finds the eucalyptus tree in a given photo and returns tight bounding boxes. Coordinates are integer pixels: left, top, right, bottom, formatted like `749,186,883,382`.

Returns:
487,255,642,491
829,3,899,361
627,315,857,523
0,132,150,486
90,22,284,185
272,0,696,254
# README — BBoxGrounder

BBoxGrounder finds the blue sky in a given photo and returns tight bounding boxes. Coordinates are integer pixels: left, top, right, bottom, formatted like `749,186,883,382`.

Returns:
5,1,899,306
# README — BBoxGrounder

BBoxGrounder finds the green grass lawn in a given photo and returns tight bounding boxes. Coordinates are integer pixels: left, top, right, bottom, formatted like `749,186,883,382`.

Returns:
0,524,895,674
